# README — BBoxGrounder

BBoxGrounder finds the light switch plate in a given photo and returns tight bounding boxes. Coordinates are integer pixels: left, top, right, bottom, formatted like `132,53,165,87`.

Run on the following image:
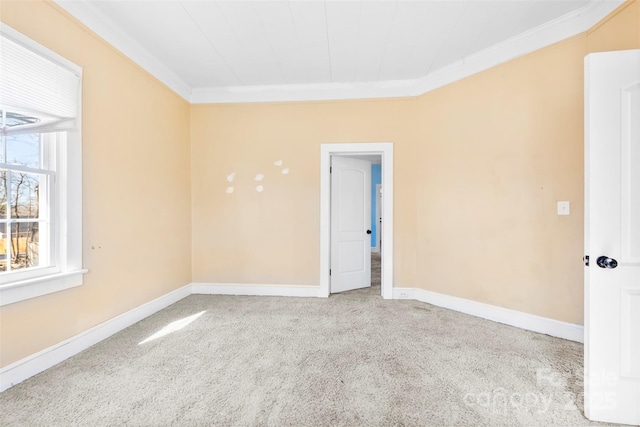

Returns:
557,201,570,215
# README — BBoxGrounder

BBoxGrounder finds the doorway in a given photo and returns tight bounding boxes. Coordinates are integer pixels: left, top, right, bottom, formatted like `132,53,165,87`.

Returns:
329,155,379,294
374,183,382,253
319,143,394,299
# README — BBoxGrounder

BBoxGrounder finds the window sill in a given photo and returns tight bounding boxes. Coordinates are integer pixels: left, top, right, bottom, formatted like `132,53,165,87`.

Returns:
0,269,88,306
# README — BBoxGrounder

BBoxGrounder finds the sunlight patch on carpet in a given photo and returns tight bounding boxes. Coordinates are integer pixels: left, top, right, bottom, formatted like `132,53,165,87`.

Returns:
139,311,206,345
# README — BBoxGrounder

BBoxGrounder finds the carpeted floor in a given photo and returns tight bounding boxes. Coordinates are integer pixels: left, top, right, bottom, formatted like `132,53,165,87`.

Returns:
371,251,381,290
0,257,615,426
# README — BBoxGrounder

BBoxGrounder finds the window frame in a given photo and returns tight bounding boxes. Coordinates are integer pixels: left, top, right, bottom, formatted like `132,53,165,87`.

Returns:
1,131,56,278
0,25,86,306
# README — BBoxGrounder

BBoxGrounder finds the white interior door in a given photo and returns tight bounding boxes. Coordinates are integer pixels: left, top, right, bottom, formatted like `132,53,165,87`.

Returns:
330,156,371,293
584,49,640,425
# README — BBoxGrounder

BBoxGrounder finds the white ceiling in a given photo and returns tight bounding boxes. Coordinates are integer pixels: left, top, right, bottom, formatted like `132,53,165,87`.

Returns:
55,0,623,103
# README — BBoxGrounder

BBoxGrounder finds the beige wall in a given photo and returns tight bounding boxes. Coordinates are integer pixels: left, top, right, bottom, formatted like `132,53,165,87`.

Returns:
191,0,639,325
415,35,588,323
0,0,638,369
0,0,192,367
412,0,638,324
191,99,419,285
587,0,639,52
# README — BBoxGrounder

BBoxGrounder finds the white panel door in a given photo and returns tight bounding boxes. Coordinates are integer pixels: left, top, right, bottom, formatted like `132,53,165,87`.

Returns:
330,156,371,293
584,49,640,425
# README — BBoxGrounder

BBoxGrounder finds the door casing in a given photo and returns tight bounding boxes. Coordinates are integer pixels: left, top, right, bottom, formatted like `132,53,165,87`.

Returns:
319,142,394,299
375,183,382,253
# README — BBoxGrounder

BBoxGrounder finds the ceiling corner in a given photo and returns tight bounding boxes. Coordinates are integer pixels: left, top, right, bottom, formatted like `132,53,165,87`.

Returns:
54,0,625,105
54,0,193,102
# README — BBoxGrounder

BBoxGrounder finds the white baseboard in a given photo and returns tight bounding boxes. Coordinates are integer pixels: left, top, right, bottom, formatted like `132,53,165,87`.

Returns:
1,282,583,393
191,283,319,298
393,287,584,343
0,284,192,393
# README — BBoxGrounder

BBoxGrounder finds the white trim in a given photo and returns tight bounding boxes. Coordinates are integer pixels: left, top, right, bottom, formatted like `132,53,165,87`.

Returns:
320,143,394,300
0,269,87,307
191,0,621,104
0,284,191,392
190,80,418,104
54,0,192,101
393,287,584,343
191,283,319,298
0,27,85,306
53,0,621,104
411,0,622,97
373,183,382,253
0,281,585,392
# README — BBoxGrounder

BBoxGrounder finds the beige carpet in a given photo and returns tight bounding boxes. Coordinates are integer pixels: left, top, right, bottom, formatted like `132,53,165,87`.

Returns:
371,251,381,289
0,273,614,426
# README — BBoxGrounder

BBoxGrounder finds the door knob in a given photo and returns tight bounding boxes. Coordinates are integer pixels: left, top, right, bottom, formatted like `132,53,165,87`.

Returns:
596,256,618,269
366,230,372,234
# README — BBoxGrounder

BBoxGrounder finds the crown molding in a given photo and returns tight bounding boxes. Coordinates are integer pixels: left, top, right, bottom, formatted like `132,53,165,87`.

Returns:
54,0,623,105
190,79,420,104
54,0,192,101
411,0,624,96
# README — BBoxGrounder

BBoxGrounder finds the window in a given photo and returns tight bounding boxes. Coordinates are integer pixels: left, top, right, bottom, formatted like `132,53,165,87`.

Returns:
1,123,52,274
0,25,85,306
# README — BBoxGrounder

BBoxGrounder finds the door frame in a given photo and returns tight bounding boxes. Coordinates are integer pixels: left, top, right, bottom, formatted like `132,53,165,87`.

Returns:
374,183,382,253
319,142,394,299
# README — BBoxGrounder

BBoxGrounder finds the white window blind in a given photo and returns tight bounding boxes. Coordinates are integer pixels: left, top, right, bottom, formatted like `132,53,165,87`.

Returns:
0,24,85,306
0,29,81,133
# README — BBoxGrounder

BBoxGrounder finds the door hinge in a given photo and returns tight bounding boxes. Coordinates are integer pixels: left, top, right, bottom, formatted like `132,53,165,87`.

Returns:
330,166,332,173
329,269,332,276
